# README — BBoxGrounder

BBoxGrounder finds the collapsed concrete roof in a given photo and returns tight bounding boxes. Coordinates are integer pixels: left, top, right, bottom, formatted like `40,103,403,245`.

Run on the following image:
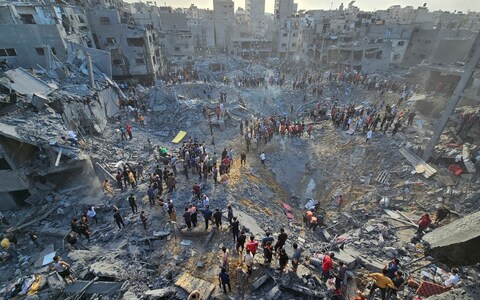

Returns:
424,210,480,266
0,67,57,96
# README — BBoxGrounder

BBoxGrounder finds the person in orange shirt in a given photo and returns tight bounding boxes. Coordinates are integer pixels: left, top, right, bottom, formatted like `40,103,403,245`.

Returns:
368,269,394,300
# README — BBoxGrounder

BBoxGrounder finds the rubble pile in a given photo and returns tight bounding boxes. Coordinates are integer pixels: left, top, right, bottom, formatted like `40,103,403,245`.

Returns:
0,54,479,300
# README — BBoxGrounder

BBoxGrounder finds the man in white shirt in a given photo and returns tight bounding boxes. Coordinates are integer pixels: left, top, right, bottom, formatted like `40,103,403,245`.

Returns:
444,268,459,288
202,195,210,208
366,130,372,143
260,152,266,167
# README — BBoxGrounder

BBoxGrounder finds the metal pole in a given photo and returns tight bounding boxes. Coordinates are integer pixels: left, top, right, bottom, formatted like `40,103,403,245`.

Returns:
422,32,480,161
86,53,95,89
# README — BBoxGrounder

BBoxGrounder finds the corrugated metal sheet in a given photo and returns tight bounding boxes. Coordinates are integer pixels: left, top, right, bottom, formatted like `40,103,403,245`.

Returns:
399,147,437,178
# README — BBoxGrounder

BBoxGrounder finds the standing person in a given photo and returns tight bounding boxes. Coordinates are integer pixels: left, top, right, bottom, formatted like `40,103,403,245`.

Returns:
136,162,144,181
183,207,192,230
337,194,344,212
140,211,148,230
113,207,125,229
147,186,155,207
192,183,201,200
86,207,98,224
416,213,432,235
291,243,303,273
229,148,235,162
213,208,223,228
218,268,232,294
120,126,127,140
260,151,266,167
189,204,198,227
264,241,273,264
236,230,246,254
335,261,349,290
128,194,138,214
77,217,91,242
115,171,123,191
220,172,229,191
392,122,401,136
368,269,394,300
434,206,451,225
246,235,259,257
227,205,234,225
183,160,189,180
202,207,213,230
274,228,288,253
167,200,176,222
128,171,136,188
202,195,210,209
66,231,78,251
49,255,75,284
366,130,372,143
212,165,218,184
240,151,246,166
126,123,133,140
231,217,240,242
322,252,335,283
220,246,230,271
387,271,404,299
244,249,254,275
278,249,289,272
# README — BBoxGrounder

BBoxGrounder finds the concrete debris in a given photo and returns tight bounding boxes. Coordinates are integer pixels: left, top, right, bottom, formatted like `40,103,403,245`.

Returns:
1,13,480,300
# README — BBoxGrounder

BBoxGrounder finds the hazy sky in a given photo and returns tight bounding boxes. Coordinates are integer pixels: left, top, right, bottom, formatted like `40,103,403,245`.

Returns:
147,0,480,13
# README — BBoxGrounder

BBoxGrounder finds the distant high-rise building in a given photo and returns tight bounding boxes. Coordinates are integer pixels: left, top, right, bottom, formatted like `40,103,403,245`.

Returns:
246,0,265,29
274,0,297,20
213,0,234,50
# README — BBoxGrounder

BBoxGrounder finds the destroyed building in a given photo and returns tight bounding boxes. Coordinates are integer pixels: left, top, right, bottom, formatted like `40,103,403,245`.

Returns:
0,2,93,70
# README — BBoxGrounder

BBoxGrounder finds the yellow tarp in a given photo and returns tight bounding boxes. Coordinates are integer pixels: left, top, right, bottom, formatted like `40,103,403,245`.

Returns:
172,131,187,144
27,275,43,295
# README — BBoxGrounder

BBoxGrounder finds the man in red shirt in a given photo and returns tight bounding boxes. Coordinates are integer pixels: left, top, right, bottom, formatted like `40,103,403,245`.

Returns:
192,183,201,200
126,124,133,140
246,235,259,257
322,252,335,283
417,213,432,234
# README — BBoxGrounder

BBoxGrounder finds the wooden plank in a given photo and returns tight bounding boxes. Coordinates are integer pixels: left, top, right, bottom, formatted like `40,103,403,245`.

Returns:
175,273,215,300
396,210,418,226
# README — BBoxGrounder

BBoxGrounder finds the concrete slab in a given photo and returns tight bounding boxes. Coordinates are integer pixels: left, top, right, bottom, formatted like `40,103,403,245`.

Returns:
424,211,480,266
252,274,270,290
64,281,123,294
175,273,215,300
234,210,265,237
267,285,282,300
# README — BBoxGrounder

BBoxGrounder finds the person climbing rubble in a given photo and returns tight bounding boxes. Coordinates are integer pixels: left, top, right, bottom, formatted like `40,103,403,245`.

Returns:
416,213,432,235
102,179,115,196
368,268,394,300
49,255,75,284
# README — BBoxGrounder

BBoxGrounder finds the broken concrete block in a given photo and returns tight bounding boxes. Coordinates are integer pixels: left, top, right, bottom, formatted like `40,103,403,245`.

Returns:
252,274,270,290
196,261,205,268
31,93,48,110
267,285,282,300
143,287,177,299
180,239,192,246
